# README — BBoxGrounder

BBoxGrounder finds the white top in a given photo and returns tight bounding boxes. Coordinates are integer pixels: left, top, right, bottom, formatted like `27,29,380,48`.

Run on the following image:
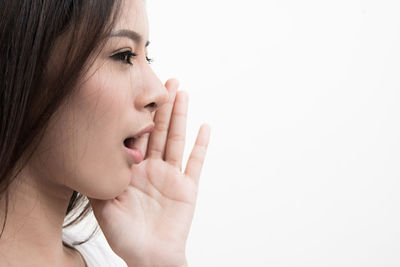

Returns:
62,229,128,267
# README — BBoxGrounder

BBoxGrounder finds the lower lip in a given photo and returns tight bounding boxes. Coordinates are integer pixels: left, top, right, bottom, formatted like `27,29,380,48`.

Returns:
124,146,143,164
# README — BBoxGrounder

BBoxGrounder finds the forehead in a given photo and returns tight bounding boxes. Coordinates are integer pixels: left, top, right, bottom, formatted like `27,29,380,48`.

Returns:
113,0,149,41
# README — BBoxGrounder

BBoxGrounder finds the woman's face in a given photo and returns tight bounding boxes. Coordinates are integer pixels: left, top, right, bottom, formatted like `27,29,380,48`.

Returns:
27,0,169,199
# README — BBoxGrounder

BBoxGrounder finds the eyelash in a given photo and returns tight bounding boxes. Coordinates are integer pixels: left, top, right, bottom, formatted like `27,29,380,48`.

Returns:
110,50,153,65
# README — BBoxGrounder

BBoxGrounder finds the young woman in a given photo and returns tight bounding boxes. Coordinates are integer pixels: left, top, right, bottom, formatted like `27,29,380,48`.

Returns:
0,0,210,266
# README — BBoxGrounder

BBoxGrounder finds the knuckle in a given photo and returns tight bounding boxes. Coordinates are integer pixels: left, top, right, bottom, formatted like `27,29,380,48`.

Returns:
154,121,169,132
168,133,184,142
190,154,204,165
172,111,187,118
150,146,164,156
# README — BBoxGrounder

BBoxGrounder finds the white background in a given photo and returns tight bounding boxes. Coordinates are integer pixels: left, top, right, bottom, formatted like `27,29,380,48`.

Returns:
76,1,400,266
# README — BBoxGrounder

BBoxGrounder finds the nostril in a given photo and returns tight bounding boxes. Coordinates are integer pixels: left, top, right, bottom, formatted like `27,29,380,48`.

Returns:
145,102,157,111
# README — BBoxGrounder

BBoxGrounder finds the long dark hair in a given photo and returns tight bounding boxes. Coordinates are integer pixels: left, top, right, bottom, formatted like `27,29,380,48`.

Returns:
0,0,122,245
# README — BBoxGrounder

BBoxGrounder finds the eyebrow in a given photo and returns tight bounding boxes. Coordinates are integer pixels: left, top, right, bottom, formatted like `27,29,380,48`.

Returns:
109,29,150,47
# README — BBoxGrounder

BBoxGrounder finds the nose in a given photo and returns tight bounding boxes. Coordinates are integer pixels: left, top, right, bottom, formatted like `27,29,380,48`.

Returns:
135,66,169,113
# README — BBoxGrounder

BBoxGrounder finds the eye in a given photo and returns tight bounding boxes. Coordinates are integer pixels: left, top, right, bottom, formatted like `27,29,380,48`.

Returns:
110,50,137,65
110,51,154,65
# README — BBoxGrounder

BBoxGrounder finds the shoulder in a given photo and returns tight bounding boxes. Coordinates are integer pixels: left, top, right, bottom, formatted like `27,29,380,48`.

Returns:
62,228,127,267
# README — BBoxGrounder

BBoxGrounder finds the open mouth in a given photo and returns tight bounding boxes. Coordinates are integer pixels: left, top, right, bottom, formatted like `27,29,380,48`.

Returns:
122,124,154,164
123,137,136,149
123,137,144,163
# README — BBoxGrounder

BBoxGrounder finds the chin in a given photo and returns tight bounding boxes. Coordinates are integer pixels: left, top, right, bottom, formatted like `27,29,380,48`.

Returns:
82,168,131,200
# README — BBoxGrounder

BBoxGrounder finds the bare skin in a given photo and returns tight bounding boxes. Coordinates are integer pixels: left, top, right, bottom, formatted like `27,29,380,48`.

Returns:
0,167,87,266
0,80,209,267
89,81,210,267
0,0,210,266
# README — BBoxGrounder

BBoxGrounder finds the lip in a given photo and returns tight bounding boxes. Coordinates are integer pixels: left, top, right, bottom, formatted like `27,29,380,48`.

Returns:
124,145,144,164
123,123,155,164
131,123,155,139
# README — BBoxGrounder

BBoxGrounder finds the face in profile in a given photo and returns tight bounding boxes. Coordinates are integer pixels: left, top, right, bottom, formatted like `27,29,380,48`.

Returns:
25,0,169,200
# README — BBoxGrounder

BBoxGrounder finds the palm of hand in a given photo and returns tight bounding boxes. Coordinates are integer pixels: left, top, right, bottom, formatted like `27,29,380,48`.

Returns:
89,79,210,266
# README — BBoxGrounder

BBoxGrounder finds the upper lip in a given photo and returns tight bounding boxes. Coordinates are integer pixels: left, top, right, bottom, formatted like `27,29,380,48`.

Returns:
126,123,155,140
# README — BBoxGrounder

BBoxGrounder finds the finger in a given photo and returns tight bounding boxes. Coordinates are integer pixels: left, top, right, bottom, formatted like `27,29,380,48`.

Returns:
147,79,179,159
165,90,188,170
137,112,155,159
184,124,211,184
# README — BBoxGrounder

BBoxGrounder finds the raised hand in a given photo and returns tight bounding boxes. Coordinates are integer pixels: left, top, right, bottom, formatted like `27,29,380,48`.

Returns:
89,79,211,267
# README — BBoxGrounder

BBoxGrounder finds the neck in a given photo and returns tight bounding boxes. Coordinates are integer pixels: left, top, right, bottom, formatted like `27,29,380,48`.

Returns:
0,163,85,266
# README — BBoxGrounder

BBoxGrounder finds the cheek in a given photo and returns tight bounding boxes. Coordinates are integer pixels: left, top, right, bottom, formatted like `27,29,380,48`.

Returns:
32,75,133,199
